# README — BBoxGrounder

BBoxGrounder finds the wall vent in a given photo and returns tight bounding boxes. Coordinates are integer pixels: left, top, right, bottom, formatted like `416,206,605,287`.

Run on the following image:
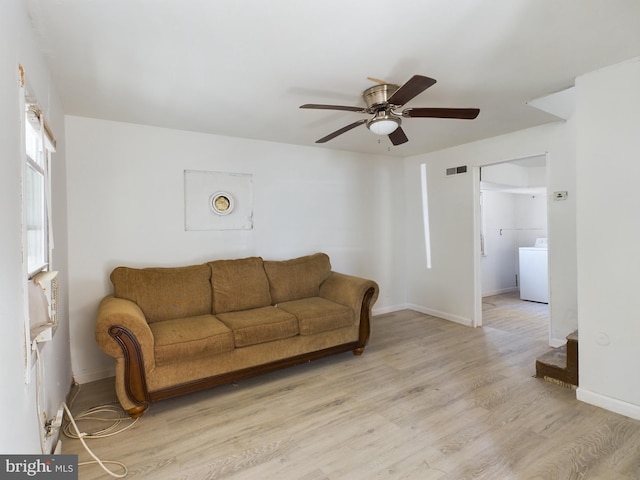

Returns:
446,165,468,176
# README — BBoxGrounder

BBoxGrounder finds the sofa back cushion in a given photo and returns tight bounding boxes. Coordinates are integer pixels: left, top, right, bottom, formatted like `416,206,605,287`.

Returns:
209,257,272,314
264,253,332,304
110,264,212,323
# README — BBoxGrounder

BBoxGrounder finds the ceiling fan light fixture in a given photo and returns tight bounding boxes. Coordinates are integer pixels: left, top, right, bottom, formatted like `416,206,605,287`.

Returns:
366,113,400,136
302,75,479,145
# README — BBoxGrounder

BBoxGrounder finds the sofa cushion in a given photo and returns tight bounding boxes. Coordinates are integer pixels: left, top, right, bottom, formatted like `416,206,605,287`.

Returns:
111,264,212,323
150,314,234,366
209,257,272,314
277,297,354,336
216,306,298,347
263,253,332,304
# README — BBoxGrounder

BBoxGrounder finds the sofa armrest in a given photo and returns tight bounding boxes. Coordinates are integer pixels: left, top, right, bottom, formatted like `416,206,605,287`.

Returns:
96,296,155,366
95,295,155,416
319,272,379,315
320,272,378,353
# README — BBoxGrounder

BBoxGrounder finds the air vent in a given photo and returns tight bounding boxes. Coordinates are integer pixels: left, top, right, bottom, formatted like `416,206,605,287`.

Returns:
446,165,468,176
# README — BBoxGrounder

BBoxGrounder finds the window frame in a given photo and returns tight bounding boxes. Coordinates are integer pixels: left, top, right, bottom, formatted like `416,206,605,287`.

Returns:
24,105,54,278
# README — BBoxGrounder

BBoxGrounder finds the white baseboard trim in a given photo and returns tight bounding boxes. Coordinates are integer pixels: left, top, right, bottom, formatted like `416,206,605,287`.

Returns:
73,366,114,385
406,304,473,327
549,337,566,348
482,287,518,297
576,387,640,421
372,304,408,316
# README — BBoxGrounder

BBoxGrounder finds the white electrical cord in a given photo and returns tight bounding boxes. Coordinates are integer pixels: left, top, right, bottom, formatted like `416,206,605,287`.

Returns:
33,345,48,455
33,346,135,478
62,402,139,439
62,402,129,478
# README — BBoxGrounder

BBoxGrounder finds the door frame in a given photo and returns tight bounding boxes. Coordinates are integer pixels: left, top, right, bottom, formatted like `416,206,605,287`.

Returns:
471,153,550,334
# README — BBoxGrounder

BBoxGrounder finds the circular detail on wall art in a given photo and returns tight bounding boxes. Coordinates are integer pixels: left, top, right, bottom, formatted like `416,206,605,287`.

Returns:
210,191,234,215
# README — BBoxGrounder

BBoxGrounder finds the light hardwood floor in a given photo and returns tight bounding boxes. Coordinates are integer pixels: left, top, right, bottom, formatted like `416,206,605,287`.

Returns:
63,293,640,479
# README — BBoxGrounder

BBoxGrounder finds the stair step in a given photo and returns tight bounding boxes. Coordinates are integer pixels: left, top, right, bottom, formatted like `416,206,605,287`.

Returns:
536,345,567,369
535,330,578,388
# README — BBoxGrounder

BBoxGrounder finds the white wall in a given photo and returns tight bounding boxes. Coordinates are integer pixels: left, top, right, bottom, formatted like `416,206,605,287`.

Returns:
575,58,640,419
481,190,548,297
0,0,72,454
404,119,576,343
482,162,532,187
481,190,518,297
515,193,548,246
65,116,406,383
481,190,518,296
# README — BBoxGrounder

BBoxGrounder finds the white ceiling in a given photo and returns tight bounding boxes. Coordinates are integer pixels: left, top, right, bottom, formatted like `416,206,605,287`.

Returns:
26,0,640,157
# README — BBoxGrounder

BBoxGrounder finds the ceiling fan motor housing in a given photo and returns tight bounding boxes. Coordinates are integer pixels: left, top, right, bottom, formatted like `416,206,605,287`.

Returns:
363,84,399,110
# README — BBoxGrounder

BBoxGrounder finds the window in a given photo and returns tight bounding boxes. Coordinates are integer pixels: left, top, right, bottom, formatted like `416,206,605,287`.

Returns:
25,108,47,275
23,101,55,277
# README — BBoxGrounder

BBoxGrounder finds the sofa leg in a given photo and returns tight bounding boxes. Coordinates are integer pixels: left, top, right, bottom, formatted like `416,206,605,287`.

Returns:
353,347,365,356
127,404,148,419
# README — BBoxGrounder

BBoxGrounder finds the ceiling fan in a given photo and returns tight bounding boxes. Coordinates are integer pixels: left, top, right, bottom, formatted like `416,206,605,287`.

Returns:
300,75,480,146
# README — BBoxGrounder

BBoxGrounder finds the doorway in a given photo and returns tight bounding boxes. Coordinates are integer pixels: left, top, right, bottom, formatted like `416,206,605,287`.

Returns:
473,154,550,335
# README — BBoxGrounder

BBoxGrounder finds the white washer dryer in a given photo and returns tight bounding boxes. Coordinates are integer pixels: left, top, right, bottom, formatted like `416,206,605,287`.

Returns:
518,238,548,303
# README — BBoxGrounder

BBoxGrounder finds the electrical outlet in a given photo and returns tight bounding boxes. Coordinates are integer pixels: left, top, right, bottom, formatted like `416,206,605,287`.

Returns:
46,404,65,437
52,404,64,430
554,190,568,200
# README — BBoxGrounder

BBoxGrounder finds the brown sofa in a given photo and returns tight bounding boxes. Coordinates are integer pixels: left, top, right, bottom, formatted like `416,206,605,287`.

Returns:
95,253,379,417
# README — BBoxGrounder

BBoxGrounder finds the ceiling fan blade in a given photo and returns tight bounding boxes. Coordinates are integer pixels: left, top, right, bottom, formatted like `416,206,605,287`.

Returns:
402,107,480,119
388,126,409,146
315,119,367,143
300,104,366,113
367,76,401,88
387,75,437,107
367,76,388,85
